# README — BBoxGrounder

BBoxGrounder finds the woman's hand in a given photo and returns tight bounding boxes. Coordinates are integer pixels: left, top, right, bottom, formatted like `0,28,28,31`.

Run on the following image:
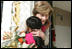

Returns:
31,29,46,40
29,43,38,48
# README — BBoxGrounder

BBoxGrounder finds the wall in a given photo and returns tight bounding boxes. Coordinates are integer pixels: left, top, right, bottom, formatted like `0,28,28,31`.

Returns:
55,25,71,48
53,7,71,48
53,1,71,12
1,1,13,31
53,7,71,28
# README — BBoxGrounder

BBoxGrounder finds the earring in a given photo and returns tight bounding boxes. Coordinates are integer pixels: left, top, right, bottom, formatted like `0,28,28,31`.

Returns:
29,28,31,32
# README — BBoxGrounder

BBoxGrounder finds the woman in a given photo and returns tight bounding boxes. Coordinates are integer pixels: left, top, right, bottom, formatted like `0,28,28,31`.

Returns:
30,1,53,48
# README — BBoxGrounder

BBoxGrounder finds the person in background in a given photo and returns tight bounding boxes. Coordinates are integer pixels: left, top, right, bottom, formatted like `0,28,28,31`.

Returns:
30,1,53,48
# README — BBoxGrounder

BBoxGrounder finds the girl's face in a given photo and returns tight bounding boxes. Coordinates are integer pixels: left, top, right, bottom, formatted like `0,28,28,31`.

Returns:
36,13,49,25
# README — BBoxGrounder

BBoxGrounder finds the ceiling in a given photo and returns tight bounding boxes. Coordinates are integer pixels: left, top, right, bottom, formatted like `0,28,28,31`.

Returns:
53,1,71,12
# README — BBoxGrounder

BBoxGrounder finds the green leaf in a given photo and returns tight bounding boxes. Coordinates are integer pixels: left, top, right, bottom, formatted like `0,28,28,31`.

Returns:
23,39,26,42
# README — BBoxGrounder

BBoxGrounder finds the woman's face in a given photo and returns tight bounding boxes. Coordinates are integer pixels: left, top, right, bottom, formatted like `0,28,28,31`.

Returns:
36,13,49,25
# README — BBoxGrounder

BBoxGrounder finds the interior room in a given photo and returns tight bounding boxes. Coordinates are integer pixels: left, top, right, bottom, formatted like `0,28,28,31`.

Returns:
1,1,71,48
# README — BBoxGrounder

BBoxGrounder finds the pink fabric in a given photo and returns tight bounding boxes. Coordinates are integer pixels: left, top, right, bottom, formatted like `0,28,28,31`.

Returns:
25,25,46,44
41,25,46,32
25,33,36,44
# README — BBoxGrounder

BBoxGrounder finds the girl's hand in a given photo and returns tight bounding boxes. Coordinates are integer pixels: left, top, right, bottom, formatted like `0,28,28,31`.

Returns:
31,29,46,40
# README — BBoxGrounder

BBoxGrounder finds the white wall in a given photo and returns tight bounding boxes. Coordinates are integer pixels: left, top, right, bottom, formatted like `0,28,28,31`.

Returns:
1,1,13,31
53,1,71,12
1,1,13,40
1,1,13,47
55,25,71,48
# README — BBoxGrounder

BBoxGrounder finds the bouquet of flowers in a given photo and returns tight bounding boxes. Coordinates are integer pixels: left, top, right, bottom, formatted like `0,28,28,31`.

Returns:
2,31,35,48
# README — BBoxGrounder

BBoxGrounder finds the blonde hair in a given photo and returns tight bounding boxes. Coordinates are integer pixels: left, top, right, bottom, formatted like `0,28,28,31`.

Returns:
32,1,53,16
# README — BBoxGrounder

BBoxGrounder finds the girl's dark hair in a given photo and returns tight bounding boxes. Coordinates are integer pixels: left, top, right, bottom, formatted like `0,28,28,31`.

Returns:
26,16,44,48
33,36,44,48
26,16,42,29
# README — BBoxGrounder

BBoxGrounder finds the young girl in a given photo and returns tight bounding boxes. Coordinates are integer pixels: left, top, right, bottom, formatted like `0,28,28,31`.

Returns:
25,16,45,48
31,1,53,47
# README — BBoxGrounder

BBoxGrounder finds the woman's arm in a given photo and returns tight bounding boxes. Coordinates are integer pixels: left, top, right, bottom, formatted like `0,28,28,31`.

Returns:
44,19,51,45
44,36,49,45
45,19,51,29
32,29,49,45
32,29,46,40
32,19,51,45
44,28,50,45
